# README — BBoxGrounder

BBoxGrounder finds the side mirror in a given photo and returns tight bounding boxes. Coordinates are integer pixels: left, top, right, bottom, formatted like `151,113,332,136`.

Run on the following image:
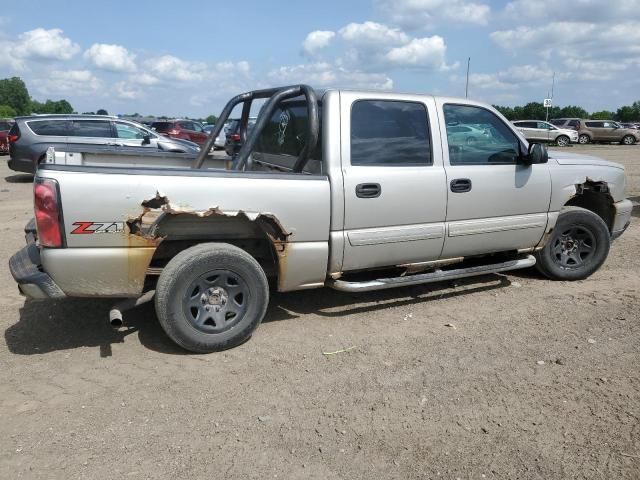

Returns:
142,134,151,145
524,142,548,165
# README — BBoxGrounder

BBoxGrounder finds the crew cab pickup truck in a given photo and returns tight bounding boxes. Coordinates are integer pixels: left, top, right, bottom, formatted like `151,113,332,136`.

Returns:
10,85,633,353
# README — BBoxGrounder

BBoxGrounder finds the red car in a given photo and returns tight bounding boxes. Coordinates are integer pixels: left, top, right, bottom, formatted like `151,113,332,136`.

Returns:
150,119,209,147
0,119,14,154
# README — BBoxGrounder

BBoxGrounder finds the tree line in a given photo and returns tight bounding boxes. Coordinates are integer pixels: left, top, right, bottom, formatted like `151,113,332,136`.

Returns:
0,77,75,117
493,101,640,123
5,73,636,124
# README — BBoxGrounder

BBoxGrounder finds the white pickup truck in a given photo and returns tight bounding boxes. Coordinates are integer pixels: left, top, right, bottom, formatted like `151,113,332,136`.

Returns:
10,85,633,352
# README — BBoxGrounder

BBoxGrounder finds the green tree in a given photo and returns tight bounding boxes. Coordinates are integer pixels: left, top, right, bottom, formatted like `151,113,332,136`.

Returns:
205,115,218,124
493,105,514,120
557,105,589,119
590,110,615,120
0,104,17,117
616,101,640,122
31,99,74,114
0,77,31,115
96,108,108,115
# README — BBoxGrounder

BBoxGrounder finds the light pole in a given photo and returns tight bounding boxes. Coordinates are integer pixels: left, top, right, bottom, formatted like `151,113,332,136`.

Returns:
465,57,470,98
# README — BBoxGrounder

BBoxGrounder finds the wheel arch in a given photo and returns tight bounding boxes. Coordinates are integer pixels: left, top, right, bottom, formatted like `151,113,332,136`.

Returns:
563,180,615,231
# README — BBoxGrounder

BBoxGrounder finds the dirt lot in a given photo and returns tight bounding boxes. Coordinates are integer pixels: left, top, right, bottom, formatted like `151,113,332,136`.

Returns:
0,146,638,479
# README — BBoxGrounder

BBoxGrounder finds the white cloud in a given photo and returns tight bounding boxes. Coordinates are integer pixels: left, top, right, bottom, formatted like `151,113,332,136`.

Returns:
339,21,409,47
11,28,80,61
130,72,160,86
114,81,140,99
268,62,393,90
84,43,136,72
385,36,451,69
376,0,490,29
502,0,640,23
145,55,207,82
302,30,335,56
33,69,101,96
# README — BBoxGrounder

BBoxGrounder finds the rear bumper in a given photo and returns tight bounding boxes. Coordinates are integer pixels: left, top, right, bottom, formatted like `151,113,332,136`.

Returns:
9,221,66,299
8,156,35,174
611,199,633,240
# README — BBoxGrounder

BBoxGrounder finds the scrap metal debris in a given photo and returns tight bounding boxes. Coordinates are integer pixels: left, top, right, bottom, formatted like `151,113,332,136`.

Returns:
322,346,357,356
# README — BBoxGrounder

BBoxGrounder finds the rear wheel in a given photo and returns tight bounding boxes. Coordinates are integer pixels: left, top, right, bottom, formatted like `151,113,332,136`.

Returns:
534,207,610,281
555,135,570,147
621,135,636,145
155,243,269,353
578,134,590,144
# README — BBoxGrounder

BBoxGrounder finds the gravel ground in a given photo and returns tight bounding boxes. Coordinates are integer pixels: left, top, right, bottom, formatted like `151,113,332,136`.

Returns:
0,145,638,479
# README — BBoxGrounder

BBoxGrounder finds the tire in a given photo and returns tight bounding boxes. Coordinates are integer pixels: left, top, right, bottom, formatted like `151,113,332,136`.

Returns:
155,243,269,353
534,206,610,281
555,135,570,147
578,134,590,144
621,135,636,145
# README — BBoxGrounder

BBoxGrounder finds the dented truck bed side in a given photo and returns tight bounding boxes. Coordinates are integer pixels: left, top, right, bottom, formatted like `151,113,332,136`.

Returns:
38,165,331,296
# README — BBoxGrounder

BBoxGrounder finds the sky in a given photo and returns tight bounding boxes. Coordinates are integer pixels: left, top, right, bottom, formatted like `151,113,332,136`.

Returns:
1,0,639,117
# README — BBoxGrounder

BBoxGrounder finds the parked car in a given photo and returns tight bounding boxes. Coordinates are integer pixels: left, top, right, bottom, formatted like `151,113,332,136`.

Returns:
621,123,639,130
578,120,639,145
224,117,256,157
550,118,640,145
8,115,200,173
512,120,578,146
9,85,633,353
150,119,209,147
445,124,490,145
0,118,14,154
203,123,228,150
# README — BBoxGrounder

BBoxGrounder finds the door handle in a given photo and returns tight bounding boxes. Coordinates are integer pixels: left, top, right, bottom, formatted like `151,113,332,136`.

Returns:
355,183,381,198
450,178,472,193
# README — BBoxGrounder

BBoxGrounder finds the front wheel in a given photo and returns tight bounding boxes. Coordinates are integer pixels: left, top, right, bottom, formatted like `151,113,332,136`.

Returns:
555,135,570,147
578,134,590,144
621,135,636,145
534,207,610,281
155,243,269,353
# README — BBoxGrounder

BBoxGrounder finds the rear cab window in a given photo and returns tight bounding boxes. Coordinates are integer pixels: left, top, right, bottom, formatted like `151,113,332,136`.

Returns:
252,101,323,174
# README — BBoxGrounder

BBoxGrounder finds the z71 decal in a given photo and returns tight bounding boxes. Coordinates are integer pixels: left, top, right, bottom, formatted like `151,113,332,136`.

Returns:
71,221,125,234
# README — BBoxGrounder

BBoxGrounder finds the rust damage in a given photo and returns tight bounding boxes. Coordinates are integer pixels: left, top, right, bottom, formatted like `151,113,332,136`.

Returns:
126,191,292,287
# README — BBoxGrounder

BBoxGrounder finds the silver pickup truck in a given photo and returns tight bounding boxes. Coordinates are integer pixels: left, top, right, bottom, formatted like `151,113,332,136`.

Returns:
9,85,633,353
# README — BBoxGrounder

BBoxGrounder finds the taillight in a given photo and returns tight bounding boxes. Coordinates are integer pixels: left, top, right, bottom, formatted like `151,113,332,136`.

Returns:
230,134,241,141
34,179,62,248
168,129,180,135
8,134,19,143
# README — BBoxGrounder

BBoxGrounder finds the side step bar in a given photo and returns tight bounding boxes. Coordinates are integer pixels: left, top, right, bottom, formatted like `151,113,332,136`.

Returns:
328,255,536,292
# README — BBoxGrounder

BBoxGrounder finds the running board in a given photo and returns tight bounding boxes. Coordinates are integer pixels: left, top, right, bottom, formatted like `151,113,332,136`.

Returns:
328,255,536,292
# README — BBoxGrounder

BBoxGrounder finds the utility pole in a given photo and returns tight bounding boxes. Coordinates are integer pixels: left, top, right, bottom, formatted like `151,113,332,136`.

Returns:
545,71,556,122
465,57,471,98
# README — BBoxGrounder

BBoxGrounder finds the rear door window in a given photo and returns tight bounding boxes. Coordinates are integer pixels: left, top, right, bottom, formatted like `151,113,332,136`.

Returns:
70,120,113,137
28,120,72,136
350,100,431,166
585,121,603,128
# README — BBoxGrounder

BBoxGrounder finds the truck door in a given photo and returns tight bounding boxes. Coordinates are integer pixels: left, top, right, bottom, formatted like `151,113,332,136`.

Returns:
438,102,551,258
341,93,447,272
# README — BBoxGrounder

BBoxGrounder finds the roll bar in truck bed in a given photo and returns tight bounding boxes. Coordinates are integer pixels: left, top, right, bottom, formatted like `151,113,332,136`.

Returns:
191,84,319,173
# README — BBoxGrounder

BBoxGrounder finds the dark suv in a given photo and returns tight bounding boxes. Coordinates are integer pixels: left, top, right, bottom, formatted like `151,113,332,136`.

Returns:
8,115,200,173
150,120,209,146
